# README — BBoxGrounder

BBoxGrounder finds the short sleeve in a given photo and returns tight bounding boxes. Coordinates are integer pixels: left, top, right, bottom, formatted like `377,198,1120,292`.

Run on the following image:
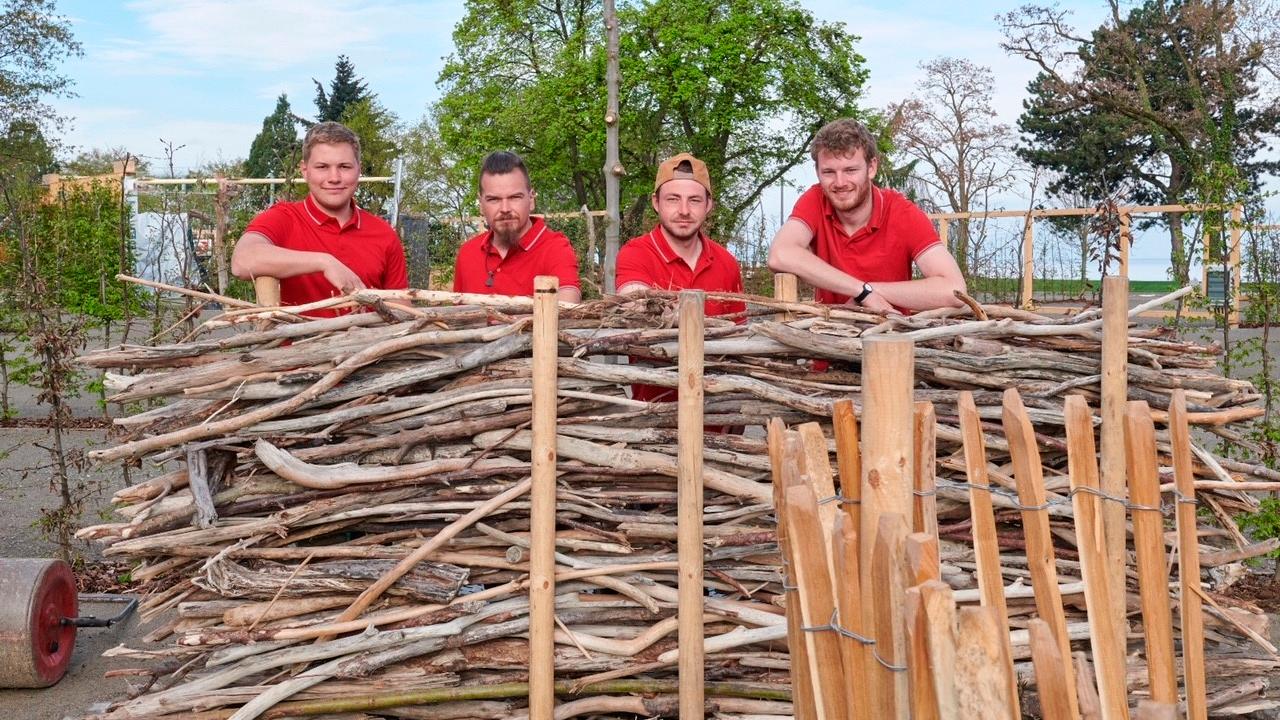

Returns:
787,185,825,239
615,238,651,289
244,203,293,246
899,199,943,260
550,234,581,289
382,236,409,290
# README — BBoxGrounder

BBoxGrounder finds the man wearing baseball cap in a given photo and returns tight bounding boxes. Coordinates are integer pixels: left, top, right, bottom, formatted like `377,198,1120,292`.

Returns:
617,152,745,403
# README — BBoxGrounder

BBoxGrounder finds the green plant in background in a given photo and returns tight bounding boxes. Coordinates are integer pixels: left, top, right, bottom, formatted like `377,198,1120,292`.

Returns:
1237,497,1280,564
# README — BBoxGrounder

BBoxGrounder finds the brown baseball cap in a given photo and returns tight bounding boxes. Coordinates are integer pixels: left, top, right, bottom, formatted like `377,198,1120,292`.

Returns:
654,152,712,195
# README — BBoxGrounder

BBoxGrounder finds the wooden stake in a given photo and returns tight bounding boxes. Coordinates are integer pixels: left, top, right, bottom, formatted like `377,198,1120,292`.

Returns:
905,532,940,586
528,275,560,720
871,513,910,720
785,481,850,720
1170,390,1208,720
1073,651,1103,720
775,272,799,303
832,398,861,548
1028,618,1075,720
1100,275,1129,652
677,290,705,719
1124,400,1178,706
906,586,939,720
1063,396,1130,720
797,422,841,586
920,581,958,720
956,391,1020,717
767,419,816,720
954,606,1016,720
833,513,874,720
1001,389,1079,718
913,401,938,538
860,337,915,601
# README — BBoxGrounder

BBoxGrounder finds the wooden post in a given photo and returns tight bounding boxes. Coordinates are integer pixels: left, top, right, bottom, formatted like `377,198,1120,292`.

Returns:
528,275,560,720
774,271,798,303
1170,391,1208,720
1074,652,1104,720
677,291,705,719
913,401,938,538
833,513,874,720
871,513,910,720
1229,204,1242,327
581,205,598,291
906,586,939,720
1063,396,1130,720
1001,389,1079,717
767,420,816,720
1028,619,1075,720
1020,214,1035,309
920,581,958,720
785,481,850,720
937,218,950,253
253,276,281,307
213,175,231,295
1119,211,1131,279
1124,401,1178,706
1100,274,1129,652
954,606,1016,720
956,391,1021,717
833,399,861,546
905,532,940,586
860,337,914,594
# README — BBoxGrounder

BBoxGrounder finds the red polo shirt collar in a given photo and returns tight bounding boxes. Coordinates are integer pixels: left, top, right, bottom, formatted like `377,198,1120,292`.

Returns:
302,193,364,231
647,225,714,275
482,217,549,257
824,186,886,242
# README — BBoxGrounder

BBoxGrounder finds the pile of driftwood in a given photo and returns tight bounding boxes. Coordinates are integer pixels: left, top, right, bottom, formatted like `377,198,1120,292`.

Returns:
76,284,1279,719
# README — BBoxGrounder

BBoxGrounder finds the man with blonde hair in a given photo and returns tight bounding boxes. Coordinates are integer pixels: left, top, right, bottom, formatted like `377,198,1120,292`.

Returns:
231,121,407,315
768,117,964,312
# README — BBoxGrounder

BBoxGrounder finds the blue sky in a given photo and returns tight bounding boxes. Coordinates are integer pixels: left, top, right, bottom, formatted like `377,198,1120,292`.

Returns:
53,1,1214,279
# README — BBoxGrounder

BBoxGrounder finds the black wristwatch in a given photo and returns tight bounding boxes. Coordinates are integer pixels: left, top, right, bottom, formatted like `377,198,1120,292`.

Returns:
853,282,874,304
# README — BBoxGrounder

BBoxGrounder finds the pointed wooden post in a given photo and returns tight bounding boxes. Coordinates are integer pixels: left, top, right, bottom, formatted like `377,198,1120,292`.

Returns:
1170,391,1208,720
954,606,1016,719
956,391,1020,717
677,291,705,719
1028,619,1076,720
1002,389,1079,717
833,399,862,546
1125,401,1178,706
1064,396,1130,720
920,581,958,720
833,513,874,720
860,337,914,599
528,275,560,720
767,420,816,720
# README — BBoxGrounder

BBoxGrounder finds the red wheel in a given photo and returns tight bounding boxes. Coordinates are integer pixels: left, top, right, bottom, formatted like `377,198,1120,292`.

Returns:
0,559,78,688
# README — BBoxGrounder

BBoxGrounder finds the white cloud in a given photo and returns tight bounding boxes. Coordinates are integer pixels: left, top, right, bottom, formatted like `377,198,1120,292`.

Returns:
120,0,455,71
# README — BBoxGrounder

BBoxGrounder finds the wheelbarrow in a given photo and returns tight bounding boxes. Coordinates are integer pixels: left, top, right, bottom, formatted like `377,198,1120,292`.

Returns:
0,559,138,688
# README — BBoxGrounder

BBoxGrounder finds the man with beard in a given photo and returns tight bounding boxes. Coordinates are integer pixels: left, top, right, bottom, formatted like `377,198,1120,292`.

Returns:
617,152,744,403
453,151,581,302
231,122,408,316
767,118,965,312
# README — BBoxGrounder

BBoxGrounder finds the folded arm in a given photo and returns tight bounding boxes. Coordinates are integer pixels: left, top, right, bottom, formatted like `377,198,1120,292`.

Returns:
230,232,365,292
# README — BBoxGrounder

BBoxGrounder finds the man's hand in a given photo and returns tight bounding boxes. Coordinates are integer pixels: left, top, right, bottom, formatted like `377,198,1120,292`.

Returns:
322,256,366,294
853,290,896,314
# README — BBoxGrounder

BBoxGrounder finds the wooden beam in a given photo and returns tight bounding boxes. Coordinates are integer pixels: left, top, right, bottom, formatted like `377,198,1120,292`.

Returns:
528,275,561,720
676,291,705,719
767,420,816,720
913,401,938,538
833,513,874,720
871,513,910,720
1100,275,1129,656
860,337,915,593
1028,618,1075,720
906,586,940,720
833,399,861,549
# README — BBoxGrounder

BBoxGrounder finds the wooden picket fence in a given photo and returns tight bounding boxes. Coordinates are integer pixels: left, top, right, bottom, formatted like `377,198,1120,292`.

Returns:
767,334,1212,720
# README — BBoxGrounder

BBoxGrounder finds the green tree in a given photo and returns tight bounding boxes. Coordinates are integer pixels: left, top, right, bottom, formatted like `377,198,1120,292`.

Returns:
432,0,868,242
245,94,301,179
0,0,81,127
314,55,370,123
340,97,400,214
62,146,148,176
1003,0,1280,286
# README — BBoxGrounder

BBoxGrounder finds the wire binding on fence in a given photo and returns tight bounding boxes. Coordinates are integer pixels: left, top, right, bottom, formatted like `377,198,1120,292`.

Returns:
801,608,907,673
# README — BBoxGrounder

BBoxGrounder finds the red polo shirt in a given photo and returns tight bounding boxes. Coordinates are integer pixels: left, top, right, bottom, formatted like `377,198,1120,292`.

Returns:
790,184,941,304
618,225,745,404
453,217,580,296
617,225,746,316
244,194,408,317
